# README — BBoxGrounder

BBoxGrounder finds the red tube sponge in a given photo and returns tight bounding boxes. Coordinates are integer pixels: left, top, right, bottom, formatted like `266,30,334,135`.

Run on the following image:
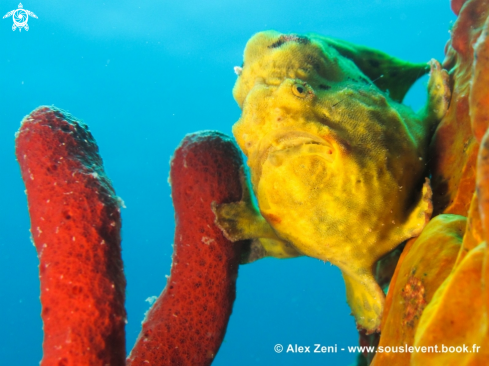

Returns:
127,131,246,366
15,106,126,366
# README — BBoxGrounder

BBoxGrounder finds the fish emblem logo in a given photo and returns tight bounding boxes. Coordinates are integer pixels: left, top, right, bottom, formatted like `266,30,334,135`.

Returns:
3,3,37,32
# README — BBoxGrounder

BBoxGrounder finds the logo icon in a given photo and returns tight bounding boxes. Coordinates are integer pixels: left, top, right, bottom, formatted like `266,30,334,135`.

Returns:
3,3,37,32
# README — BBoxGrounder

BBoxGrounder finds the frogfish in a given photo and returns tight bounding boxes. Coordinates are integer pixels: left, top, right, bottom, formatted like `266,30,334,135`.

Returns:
213,31,450,332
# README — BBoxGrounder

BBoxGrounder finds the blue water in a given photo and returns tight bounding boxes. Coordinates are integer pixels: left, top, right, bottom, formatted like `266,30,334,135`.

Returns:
0,1,455,365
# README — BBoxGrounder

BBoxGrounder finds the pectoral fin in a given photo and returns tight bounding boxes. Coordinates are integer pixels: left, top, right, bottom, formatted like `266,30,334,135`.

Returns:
401,177,433,240
212,168,302,263
212,168,277,241
342,269,385,333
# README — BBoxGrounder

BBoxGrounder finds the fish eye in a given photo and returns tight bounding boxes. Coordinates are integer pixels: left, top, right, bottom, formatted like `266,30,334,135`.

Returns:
292,83,307,98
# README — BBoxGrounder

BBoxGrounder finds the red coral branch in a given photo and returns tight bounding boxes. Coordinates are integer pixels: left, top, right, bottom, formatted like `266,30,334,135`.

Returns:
16,108,246,365
15,106,126,366
127,131,246,366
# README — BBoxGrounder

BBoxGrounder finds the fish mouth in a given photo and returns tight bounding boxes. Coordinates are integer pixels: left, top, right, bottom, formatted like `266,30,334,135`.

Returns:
249,130,336,182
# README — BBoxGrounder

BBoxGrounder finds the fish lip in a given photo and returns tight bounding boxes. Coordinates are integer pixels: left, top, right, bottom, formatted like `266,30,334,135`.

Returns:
254,130,333,168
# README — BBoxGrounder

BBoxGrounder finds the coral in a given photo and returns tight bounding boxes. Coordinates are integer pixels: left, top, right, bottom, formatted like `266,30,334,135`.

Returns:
371,215,465,366
15,106,126,365
370,0,489,364
215,30,450,332
16,108,246,365
412,243,488,365
127,132,246,365
429,0,489,215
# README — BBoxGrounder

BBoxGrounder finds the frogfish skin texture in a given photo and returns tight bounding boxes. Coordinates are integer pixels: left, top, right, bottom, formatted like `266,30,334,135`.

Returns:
215,31,450,332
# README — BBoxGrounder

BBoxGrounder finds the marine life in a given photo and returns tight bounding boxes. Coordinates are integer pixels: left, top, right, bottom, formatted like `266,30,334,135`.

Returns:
371,214,466,366
214,30,450,332
11,0,489,364
15,108,245,365
15,107,127,365
371,0,489,364
127,131,247,366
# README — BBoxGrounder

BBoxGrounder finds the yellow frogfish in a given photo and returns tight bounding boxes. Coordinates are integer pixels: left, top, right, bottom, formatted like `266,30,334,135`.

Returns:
213,31,450,332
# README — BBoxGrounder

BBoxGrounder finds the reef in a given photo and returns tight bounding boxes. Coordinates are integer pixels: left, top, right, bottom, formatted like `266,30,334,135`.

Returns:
13,0,489,365
370,0,489,364
127,132,247,366
16,107,246,365
16,107,126,365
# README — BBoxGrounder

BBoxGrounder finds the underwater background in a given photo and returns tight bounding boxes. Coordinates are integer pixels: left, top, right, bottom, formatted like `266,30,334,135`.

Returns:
0,0,455,365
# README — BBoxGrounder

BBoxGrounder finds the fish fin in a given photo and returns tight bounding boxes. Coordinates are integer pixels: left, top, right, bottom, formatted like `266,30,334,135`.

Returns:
401,177,433,240
212,168,302,262
342,268,384,333
325,37,429,102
